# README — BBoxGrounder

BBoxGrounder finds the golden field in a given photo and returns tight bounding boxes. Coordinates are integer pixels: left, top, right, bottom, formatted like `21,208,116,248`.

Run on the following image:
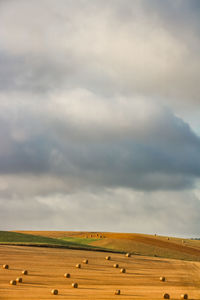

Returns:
1,243,200,300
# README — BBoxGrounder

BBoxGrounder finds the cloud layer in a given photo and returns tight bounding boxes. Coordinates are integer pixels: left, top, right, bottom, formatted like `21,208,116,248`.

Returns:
0,91,200,191
0,0,200,235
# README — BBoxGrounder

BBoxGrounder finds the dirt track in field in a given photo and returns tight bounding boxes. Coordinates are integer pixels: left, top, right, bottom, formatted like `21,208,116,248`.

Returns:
1,245,200,300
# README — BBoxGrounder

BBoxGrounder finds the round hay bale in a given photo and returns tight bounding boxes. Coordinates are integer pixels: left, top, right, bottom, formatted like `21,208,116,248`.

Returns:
126,253,131,257
160,276,166,282
64,273,70,278
106,256,111,260
3,264,9,269
180,294,188,299
113,264,119,268
120,268,126,273
76,263,81,268
51,289,58,295
72,282,78,288
22,270,28,275
115,289,120,295
10,280,17,285
16,277,22,283
82,259,88,264
163,293,170,299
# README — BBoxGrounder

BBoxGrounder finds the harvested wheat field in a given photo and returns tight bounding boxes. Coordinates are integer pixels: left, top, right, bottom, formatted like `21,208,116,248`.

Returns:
1,245,200,300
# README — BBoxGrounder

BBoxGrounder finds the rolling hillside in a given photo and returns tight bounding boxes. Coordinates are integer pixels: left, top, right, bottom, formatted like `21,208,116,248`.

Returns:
0,231,105,252
9,231,200,262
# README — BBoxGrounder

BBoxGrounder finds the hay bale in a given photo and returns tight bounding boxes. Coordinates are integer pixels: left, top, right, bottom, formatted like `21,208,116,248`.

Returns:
76,263,81,268
180,294,188,299
115,289,120,295
10,280,17,285
160,276,166,282
163,293,170,299
51,289,58,295
126,253,131,257
22,270,28,275
64,273,70,278
3,264,9,269
16,277,22,283
113,264,119,268
106,256,111,260
82,259,88,264
72,282,78,288
120,268,126,273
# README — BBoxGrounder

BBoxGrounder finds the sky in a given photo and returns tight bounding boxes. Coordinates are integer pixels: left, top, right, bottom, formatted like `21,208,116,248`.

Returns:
0,0,200,237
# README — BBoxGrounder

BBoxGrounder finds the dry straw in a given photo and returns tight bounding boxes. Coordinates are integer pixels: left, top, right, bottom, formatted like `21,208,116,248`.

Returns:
126,253,131,257
22,270,28,275
3,264,9,269
180,294,188,299
82,259,88,264
51,289,58,295
115,290,120,295
10,280,17,285
160,276,166,282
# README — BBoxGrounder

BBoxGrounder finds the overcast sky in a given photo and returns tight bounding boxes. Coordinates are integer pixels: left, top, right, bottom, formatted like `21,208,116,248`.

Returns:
0,0,200,237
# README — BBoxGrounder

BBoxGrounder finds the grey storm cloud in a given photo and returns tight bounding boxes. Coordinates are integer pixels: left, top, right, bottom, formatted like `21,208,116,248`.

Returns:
0,0,200,235
0,93,199,191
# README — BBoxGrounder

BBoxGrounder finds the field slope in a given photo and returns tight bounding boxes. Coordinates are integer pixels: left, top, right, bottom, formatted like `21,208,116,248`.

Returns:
9,231,200,262
0,231,107,252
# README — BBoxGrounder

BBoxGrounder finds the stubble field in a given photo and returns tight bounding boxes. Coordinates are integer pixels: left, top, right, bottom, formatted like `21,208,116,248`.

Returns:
1,245,200,300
